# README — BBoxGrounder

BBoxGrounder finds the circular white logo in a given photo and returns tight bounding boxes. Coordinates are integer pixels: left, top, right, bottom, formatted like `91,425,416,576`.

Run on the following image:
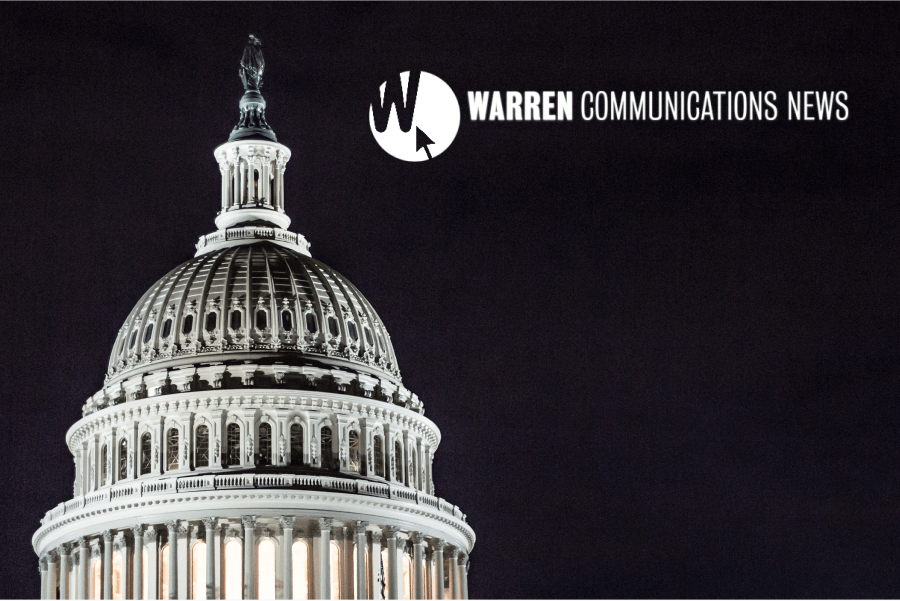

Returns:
369,71,460,162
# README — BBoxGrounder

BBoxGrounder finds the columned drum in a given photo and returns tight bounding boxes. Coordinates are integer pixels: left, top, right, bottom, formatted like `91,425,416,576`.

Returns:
33,36,474,600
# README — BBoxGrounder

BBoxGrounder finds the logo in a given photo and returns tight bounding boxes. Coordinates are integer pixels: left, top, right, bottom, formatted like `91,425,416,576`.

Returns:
369,71,460,162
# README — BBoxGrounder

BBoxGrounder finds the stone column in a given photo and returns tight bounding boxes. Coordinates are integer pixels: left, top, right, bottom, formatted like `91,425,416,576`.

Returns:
385,528,399,600
354,522,368,600
220,164,230,211
448,550,458,601
102,531,113,600
202,518,217,600
459,556,468,601
316,518,333,600
242,515,257,600
424,551,433,601
39,557,48,600
411,534,424,600
165,521,178,600
77,538,89,600
146,528,158,601
132,525,144,601
279,516,295,600
432,541,444,601
46,549,58,600
369,530,382,601
60,544,71,600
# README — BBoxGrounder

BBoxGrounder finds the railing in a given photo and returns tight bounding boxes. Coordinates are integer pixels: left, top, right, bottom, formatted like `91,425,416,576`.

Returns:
42,473,466,527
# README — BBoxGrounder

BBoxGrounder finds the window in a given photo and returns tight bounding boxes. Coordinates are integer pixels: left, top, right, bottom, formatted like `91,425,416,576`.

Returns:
91,558,101,600
321,426,333,469
395,441,404,482
281,310,293,331
162,318,173,338
292,540,309,600
205,312,218,331
226,423,241,466
330,541,341,600
140,433,151,475
327,316,339,337
349,431,360,473
403,553,413,601
290,424,303,466
364,327,374,346
256,309,268,330
374,436,385,478
230,310,242,330
305,312,318,333
166,428,179,471
258,540,276,599
118,438,128,480
259,423,272,466
196,426,209,468
143,323,153,344
191,542,207,601
101,444,108,486
224,540,242,600
113,552,123,600
348,321,359,342
182,314,194,335
129,330,138,349
160,544,169,600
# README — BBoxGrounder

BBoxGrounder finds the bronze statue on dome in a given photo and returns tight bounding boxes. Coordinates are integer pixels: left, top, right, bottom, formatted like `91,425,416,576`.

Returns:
240,34,264,91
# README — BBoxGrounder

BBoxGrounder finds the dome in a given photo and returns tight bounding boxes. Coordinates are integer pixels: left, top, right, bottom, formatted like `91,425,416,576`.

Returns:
107,241,402,386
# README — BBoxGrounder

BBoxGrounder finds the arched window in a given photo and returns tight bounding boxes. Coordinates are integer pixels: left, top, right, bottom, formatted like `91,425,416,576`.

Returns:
403,553,413,601
224,539,242,600
129,330,138,349
182,314,194,335
191,542,207,601
230,310,242,330
166,428,179,471
347,321,359,342
101,444,108,487
395,441,404,483
374,436,385,478
91,558,101,600
321,426,333,469
205,312,218,332
305,312,318,334
290,424,303,466
160,544,169,600
226,423,241,467
291,540,309,600
349,431,360,473
364,327,374,347
330,541,341,600
381,547,390,600
143,323,154,344
118,438,128,480
196,425,209,468
162,318,173,339
256,309,268,330
112,552,123,600
281,310,293,331
259,423,272,466
140,433,152,475
327,316,339,337
258,539,276,599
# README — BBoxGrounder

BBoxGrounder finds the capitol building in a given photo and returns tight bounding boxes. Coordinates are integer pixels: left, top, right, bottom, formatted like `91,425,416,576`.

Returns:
31,37,475,600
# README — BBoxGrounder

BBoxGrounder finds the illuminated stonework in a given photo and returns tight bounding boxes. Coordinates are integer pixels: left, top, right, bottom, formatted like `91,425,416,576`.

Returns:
32,36,474,600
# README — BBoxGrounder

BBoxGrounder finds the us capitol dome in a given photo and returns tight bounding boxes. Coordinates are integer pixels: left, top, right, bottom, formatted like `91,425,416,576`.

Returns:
32,36,474,601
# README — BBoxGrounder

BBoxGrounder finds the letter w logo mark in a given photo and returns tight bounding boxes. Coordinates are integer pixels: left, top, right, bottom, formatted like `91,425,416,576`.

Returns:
371,71,421,133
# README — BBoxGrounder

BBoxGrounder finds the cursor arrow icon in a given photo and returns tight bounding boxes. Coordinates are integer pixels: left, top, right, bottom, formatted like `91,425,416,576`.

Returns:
416,126,435,159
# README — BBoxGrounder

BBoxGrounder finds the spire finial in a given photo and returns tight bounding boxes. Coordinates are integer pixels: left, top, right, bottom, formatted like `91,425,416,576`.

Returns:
230,35,276,142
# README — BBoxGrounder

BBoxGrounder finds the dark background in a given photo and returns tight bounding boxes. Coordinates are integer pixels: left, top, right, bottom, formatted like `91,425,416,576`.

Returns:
2,3,900,598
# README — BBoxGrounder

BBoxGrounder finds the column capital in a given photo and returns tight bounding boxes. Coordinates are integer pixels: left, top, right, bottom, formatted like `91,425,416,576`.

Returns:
353,520,369,537
59,542,73,556
102,530,114,543
432,539,446,552
145,527,158,542
39,556,48,571
448,547,460,559
47,549,59,563
202,516,219,529
164,520,178,533
371,529,382,544
458,552,468,564
317,517,333,532
385,525,400,539
410,532,425,545
131,524,144,538
279,515,296,530
76,536,89,549
242,515,258,530
177,523,190,536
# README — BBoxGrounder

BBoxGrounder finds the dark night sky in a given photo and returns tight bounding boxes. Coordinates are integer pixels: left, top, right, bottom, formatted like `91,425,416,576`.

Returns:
2,3,900,598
